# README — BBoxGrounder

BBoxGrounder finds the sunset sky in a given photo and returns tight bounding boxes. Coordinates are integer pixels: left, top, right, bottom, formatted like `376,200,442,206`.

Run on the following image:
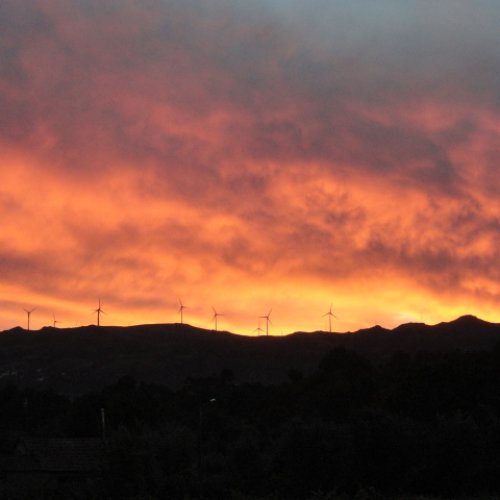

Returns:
1,0,499,334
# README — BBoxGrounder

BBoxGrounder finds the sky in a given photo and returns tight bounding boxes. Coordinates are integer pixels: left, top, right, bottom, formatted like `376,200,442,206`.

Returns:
0,0,499,334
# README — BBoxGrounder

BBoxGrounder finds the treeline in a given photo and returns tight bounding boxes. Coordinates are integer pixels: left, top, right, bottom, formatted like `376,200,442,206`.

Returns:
4,344,500,499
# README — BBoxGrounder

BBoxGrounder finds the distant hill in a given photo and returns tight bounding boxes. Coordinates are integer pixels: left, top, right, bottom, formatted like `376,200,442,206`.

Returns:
0,316,499,395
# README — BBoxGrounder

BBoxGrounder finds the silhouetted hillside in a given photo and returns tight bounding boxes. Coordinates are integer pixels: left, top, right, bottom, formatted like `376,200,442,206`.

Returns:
0,316,499,395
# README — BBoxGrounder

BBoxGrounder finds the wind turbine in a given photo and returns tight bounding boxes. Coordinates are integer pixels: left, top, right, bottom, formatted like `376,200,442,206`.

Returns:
178,298,187,324
323,304,337,333
23,308,35,331
52,313,61,328
212,307,223,332
259,309,272,336
253,324,264,336
95,298,105,327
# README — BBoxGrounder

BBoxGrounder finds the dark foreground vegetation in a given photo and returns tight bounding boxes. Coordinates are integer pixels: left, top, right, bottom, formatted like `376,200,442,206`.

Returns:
3,344,500,499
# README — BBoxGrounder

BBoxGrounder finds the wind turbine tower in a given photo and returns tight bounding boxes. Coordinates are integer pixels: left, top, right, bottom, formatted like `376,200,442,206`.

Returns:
23,308,35,331
52,313,61,328
323,304,337,333
212,307,223,332
95,299,105,327
178,298,187,324
259,309,272,336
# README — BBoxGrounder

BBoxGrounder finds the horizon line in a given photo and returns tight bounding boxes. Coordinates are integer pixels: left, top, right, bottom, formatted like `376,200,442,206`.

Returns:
0,314,493,337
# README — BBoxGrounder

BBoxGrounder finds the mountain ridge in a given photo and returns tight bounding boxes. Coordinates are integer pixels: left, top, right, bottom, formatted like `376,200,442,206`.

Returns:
0,315,499,395
3,314,494,336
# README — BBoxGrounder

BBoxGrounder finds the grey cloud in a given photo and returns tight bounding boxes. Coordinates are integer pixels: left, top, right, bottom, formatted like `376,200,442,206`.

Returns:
1,0,497,189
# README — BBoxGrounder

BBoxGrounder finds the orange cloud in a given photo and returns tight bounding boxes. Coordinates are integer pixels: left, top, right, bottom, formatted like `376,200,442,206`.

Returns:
0,0,499,333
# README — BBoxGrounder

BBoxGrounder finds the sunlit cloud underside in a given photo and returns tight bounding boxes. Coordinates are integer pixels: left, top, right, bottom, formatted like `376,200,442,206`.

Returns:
0,0,499,333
